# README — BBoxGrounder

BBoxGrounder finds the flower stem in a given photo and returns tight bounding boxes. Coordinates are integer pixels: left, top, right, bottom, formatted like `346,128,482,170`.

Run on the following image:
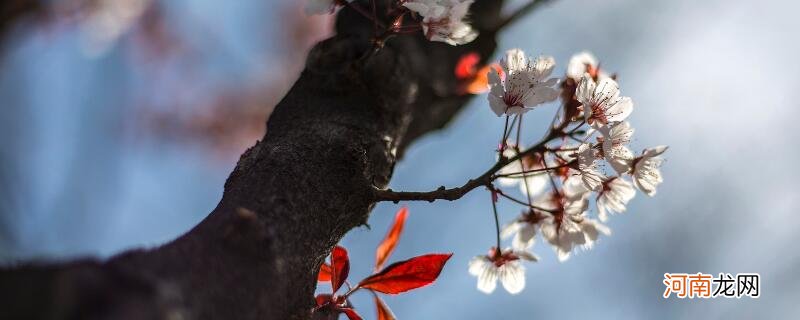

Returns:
499,115,510,152
490,188,502,251
343,285,361,299
491,186,558,213
516,114,535,206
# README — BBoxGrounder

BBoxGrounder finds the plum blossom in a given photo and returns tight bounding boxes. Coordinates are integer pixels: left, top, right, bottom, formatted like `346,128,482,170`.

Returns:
469,50,664,287
497,146,548,197
403,0,478,45
488,49,560,116
305,0,339,15
631,146,668,196
596,177,636,221
518,170,549,198
573,143,605,191
566,51,607,82
541,213,610,261
468,247,537,294
562,174,591,198
499,176,590,251
576,75,633,128
532,181,611,261
501,210,547,250
599,121,635,174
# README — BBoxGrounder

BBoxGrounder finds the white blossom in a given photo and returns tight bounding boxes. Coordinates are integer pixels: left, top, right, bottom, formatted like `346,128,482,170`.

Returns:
488,49,560,116
403,0,477,45
305,0,338,15
533,187,610,262
575,218,612,250
501,210,547,250
576,75,633,128
468,248,536,294
567,51,607,81
596,177,636,221
632,145,668,196
500,176,591,252
574,143,605,191
599,121,635,174
519,173,548,198
540,214,610,262
562,175,591,199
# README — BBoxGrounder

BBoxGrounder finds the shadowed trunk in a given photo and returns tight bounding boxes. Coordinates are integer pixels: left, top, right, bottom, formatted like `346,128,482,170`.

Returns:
0,1,509,319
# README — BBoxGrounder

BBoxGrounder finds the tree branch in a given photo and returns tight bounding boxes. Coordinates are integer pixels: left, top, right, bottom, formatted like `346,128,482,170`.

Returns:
372,169,496,203
373,124,569,203
0,1,572,319
494,163,571,178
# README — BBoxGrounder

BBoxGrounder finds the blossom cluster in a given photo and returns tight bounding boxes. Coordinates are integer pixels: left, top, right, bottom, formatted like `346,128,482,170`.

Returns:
305,0,478,46
469,50,668,294
306,0,668,302
402,0,477,45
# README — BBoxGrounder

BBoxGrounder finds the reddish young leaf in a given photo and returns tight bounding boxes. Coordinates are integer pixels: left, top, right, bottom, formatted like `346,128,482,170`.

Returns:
331,246,350,293
341,308,363,320
463,63,502,95
374,294,397,320
375,207,409,271
315,294,333,307
455,52,480,80
358,253,453,294
314,294,361,320
318,263,332,282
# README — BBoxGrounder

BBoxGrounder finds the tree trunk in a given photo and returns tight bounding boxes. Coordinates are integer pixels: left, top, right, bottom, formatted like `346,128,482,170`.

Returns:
0,1,508,319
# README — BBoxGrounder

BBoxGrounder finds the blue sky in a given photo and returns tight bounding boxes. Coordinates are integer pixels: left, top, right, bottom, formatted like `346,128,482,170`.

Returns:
1,0,798,318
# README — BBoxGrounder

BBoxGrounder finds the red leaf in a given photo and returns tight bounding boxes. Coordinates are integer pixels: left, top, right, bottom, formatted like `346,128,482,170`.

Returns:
341,308,363,320
455,52,480,79
318,263,332,282
314,294,361,320
464,63,502,95
374,295,397,320
375,207,409,271
331,246,350,293
358,253,452,294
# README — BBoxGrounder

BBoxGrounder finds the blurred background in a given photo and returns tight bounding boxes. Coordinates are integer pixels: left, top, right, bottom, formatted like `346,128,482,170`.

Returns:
1,0,797,319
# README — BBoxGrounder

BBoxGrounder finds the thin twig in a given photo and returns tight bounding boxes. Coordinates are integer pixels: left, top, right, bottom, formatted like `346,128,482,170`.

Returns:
493,163,571,179
373,127,563,203
490,189,502,250
515,114,535,206
491,187,557,213
374,100,576,203
565,120,586,136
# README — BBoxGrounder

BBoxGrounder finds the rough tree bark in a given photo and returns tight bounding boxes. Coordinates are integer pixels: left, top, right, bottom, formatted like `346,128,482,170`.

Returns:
0,1,538,319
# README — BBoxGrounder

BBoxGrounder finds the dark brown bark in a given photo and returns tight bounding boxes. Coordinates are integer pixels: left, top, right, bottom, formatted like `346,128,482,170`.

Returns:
0,1,519,319
0,0,44,43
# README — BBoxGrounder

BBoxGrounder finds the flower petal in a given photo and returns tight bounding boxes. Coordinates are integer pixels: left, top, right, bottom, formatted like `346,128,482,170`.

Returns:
499,262,526,294
476,263,498,294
